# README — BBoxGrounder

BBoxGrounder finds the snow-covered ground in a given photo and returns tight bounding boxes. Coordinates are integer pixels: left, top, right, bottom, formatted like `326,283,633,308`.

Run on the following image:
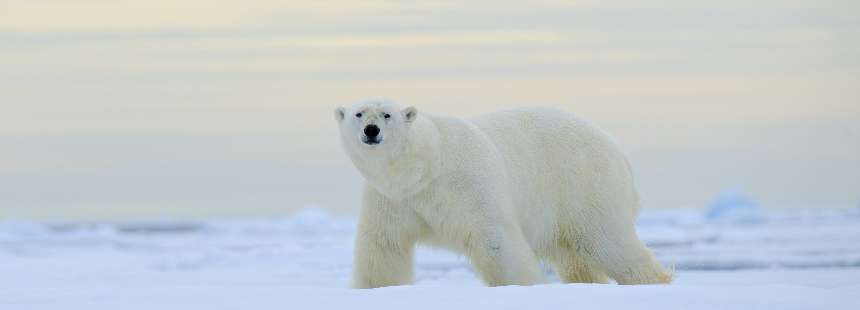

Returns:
2,207,859,309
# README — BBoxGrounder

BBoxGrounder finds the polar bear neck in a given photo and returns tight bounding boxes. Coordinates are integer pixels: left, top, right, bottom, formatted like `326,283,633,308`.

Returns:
354,116,442,201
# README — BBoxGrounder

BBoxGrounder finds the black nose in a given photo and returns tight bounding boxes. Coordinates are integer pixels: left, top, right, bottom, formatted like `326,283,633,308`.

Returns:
364,125,380,138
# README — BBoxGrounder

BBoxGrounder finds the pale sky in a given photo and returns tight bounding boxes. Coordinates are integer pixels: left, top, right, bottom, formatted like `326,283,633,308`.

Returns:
1,1,858,220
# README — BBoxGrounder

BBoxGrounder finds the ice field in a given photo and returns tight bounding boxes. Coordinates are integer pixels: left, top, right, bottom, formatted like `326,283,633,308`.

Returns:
2,203,859,309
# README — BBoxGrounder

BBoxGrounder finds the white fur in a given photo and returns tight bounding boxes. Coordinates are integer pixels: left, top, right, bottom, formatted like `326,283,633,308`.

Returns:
336,101,672,288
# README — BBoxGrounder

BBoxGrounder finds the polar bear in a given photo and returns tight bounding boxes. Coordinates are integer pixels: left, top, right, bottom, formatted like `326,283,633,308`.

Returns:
335,100,671,288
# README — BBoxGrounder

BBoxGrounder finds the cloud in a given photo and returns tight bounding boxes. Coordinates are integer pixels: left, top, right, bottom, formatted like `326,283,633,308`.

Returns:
0,1,385,32
1,1,858,219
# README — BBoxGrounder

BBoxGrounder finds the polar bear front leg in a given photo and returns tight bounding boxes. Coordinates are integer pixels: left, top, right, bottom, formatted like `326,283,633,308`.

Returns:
466,221,547,286
352,188,423,289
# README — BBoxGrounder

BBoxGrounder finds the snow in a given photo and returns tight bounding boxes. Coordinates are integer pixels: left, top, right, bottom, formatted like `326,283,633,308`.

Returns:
2,207,860,309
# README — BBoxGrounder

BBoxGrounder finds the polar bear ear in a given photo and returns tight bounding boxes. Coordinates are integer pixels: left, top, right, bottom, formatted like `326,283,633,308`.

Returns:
402,106,418,123
334,107,346,122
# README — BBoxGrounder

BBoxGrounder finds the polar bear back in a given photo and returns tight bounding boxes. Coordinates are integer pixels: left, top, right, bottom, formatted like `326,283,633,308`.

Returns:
467,107,640,239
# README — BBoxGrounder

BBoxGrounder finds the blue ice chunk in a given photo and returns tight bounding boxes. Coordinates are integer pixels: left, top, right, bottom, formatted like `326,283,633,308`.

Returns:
705,188,764,224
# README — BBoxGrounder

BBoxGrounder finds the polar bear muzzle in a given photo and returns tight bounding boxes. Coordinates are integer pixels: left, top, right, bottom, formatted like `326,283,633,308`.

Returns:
363,124,382,145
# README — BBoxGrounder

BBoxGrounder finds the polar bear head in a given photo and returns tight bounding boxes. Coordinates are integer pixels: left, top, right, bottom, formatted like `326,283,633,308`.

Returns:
335,101,418,155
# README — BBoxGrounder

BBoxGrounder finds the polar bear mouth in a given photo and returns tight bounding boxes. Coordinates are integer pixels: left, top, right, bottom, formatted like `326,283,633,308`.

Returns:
362,137,382,145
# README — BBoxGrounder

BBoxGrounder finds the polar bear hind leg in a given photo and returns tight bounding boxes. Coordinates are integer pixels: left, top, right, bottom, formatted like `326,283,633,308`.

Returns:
575,208,673,285
557,145,672,284
595,231,673,285
551,246,610,284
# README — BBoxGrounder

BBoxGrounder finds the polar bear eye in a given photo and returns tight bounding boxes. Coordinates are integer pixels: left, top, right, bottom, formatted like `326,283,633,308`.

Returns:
383,113,391,119
355,113,363,118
